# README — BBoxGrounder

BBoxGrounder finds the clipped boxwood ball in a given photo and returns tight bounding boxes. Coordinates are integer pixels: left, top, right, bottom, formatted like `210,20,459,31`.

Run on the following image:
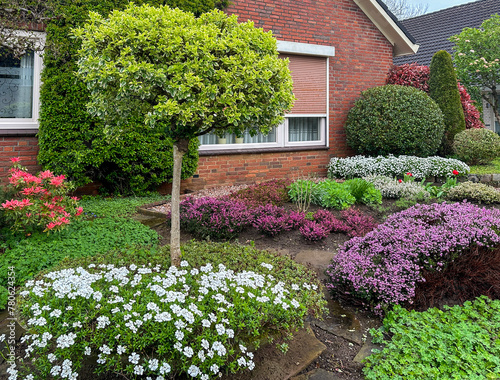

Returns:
453,128,500,165
345,85,445,157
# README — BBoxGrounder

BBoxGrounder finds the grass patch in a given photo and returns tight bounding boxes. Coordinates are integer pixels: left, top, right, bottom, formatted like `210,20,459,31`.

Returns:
79,193,170,218
469,157,500,175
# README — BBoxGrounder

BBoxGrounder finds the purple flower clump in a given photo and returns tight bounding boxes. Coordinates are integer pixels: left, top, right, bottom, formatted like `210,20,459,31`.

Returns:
179,196,252,240
341,208,378,237
252,204,294,236
313,209,351,234
326,201,500,313
299,220,330,241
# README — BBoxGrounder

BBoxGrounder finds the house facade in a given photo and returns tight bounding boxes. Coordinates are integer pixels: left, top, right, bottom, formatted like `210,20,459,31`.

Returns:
393,0,500,133
0,0,417,192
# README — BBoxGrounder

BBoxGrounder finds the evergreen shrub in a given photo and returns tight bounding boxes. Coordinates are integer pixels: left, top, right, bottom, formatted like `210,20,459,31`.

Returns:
446,181,500,204
453,128,500,165
428,50,467,154
345,85,445,157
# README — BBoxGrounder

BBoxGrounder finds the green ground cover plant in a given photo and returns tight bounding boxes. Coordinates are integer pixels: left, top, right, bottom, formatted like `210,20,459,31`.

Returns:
447,182,500,204
0,217,158,309
13,241,325,379
364,296,500,379
469,157,500,174
79,193,170,218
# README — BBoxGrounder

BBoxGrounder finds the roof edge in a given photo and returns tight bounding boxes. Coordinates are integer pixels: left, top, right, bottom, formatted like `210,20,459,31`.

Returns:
353,0,419,57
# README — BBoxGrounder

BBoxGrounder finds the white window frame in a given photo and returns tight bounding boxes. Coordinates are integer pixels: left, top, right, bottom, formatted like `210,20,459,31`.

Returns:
199,41,334,151
0,30,45,130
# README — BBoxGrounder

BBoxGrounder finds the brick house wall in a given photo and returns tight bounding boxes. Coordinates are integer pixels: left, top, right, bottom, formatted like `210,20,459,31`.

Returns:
180,0,394,192
1,0,395,192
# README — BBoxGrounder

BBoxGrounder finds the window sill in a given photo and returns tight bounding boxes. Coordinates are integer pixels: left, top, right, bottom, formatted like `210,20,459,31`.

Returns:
0,128,38,136
199,145,329,156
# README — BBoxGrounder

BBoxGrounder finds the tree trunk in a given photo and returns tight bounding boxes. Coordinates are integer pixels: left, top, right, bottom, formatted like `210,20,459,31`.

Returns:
482,87,500,127
170,138,189,267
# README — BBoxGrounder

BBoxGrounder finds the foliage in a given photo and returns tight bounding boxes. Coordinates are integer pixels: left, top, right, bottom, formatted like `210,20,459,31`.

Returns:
252,204,294,237
37,0,207,195
230,179,291,208
0,184,17,231
79,193,170,218
14,242,325,379
299,220,330,241
326,202,500,313
470,157,500,175
178,197,252,240
1,159,82,233
0,285,8,310
313,181,356,210
429,50,467,154
343,178,382,205
74,2,293,144
363,175,430,200
453,128,500,165
341,208,378,238
328,155,470,180
447,181,500,204
451,14,500,126
386,64,483,129
345,85,445,157
0,217,158,292
363,296,500,379
422,177,458,199
287,179,315,212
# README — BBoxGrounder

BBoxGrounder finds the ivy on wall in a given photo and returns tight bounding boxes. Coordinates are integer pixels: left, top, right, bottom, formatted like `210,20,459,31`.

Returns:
37,0,228,194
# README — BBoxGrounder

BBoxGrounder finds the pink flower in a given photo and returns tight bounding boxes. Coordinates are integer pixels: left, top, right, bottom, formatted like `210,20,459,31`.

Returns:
398,179,402,183
452,170,459,175
50,176,65,187
10,157,21,163
75,207,83,216
39,170,54,180
405,172,413,177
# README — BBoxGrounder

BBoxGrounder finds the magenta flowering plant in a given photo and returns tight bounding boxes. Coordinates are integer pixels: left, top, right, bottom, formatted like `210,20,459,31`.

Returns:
299,220,330,241
1,158,83,233
326,201,500,313
252,204,294,237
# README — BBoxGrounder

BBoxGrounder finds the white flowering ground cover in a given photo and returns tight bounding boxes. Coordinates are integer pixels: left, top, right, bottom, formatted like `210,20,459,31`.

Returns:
7,257,323,380
328,155,470,180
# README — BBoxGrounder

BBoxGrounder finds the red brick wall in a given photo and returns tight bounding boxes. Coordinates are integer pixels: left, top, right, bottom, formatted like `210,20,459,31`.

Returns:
0,136,40,185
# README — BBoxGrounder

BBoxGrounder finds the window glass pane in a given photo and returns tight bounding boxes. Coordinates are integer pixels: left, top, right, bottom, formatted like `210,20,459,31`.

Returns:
198,127,276,145
288,117,320,142
0,49,34,118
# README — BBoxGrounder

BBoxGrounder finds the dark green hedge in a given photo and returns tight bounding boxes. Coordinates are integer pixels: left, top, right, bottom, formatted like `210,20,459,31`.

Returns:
345,85,445,157
38,0,227,194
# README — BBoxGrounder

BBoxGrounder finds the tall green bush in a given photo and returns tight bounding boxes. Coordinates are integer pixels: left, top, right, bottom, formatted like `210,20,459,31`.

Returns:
428,50,466,155
37,0,226,194
345,85,445,157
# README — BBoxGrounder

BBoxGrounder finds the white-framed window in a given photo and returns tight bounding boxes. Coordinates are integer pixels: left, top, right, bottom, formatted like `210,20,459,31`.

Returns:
199,42,334,151
0,31,45,130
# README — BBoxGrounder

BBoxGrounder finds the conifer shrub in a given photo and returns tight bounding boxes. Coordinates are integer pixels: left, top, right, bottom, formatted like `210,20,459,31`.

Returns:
428,50,467,155
453,128,500,165
345,85,445,157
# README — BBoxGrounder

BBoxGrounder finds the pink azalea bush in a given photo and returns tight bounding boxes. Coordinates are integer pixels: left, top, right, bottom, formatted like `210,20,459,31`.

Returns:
326,202,500,313
1,158,83,233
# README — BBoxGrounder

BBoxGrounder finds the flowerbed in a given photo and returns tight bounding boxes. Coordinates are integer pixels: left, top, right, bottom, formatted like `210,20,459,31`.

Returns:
12,242,325,379
326,201,500,313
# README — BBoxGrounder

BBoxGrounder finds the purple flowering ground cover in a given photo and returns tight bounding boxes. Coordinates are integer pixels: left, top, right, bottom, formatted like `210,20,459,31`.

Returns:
326,201,500,313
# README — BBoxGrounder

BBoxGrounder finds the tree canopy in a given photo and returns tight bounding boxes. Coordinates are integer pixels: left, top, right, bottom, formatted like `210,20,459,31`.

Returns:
450,14,500,126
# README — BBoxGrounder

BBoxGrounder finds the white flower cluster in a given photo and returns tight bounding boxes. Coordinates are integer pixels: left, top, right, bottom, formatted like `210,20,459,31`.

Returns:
17,260,307,379
363,175,430,199
328,155,470,180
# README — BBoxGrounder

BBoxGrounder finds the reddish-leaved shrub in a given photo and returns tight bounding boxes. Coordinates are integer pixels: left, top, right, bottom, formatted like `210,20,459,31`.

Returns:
386,63,483,129
341,208,378,237
252,204,293,237
230,179,292,208
299,220,330,241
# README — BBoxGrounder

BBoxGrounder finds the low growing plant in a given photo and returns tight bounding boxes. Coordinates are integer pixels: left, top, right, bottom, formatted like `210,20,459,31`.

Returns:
363,296,500,379
326,202,500,313
231,179,291,208
447,181,500,204
343,178,382,205
364,175,430,200
329,155,469,180
252,204,294,237
13,242,325,379
288,179,315,212
79,193,170,218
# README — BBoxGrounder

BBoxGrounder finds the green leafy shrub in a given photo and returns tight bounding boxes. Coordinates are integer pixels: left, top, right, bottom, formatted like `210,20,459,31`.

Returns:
429,50,466,155
343,178,382,205
446,181,500,204
0,217,158,292
453,128,500,165
37,0,223,194
364,296,500,379
0,285,7,310
313,181,356,210
15,241,325,379
328,155,469,180
288,179,315,212
345,85,445,157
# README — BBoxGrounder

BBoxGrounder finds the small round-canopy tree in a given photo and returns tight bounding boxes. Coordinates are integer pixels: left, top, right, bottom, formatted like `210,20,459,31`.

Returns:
450,14,500,127
428,50,466,155
74,3,295,264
